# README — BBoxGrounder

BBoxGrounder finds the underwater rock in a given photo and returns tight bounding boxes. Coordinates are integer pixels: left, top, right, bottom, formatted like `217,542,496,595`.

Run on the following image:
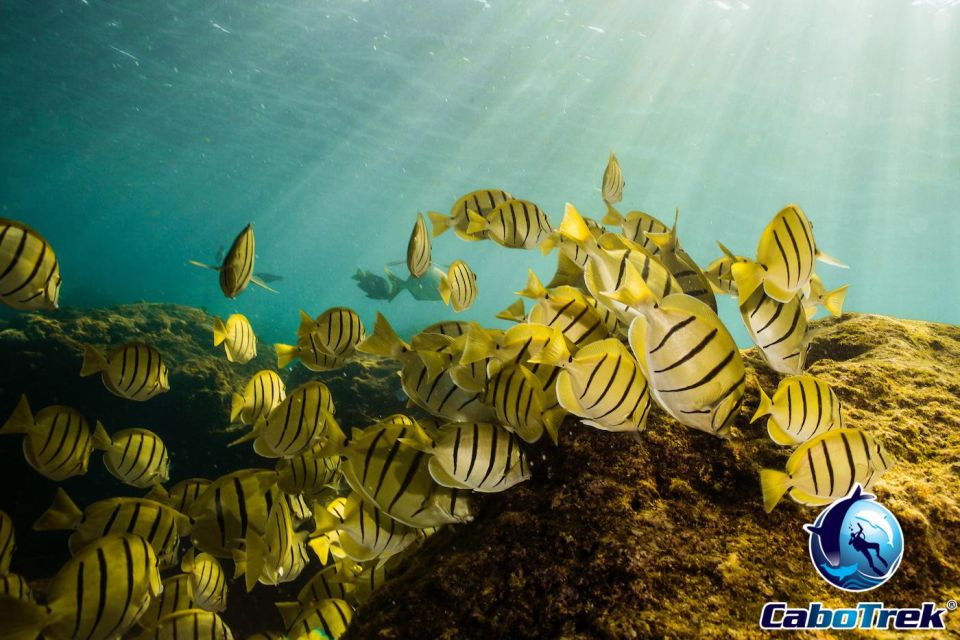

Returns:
345,313,960,639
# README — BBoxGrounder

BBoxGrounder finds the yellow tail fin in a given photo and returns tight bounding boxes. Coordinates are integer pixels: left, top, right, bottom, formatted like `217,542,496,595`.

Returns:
750,387,773,423
33,488,83,531
460,324,496,365
427,211,452,238
308,535,331,565
601,202,625,226
730,261,765,306
542,407,567,445
274,343,299,369
181,547,197,573
759,469,790,513
515,269,548,300
0,596,55,640
465,210,488,235
240,531,269,593
559,203,591,245
496,299,526,323
0,395,34,436
230,393,246,423
212,317,228,347
822,285,848,318
228,418,265,447
356,313,409,358
602,260,654,308
275,601,302,630
91,421,114,452
539,231,558,256
79,345,107,377
528,327,571,367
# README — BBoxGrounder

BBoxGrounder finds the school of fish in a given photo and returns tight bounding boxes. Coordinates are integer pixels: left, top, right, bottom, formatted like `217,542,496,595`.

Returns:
0,152,894,639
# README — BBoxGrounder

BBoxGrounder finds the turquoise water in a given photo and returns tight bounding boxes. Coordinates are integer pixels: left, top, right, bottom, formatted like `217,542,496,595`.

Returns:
1,0,958,343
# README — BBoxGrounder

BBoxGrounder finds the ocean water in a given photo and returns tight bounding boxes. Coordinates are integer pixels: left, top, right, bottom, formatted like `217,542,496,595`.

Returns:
1,0,958,343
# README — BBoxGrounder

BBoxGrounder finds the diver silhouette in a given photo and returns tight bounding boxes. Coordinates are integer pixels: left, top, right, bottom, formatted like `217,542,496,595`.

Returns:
848,523,889,575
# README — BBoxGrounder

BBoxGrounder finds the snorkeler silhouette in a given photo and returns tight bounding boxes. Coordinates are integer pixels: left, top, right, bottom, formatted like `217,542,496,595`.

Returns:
849,523,888,575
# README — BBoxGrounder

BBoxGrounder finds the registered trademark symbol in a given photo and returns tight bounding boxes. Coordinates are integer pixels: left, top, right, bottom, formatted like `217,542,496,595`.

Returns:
948,600,957,611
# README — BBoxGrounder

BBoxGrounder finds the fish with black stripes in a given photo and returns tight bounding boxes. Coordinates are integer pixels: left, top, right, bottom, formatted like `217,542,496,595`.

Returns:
731,204,846,305
732,273,811,376
460,320,560,376
482,363,565,444
0,533,162,640
419,320,473,337
704,241,750,296
305,497,349,566
93,423,170,489
0,573,33,602
0,218,61,311
34,488,190,568
0,509,14,575
752,375,844,445
229,381,344,459
138,574,196,630
760,428,894,512
601,151,625,205
428,188,514,241
294,562,360,608
230,370,286,426
180,548,227,612
465,199,554,250
80,341,170,401
438,260,478,312
233,493,308,592
186,468,279,558
188,223,277,298
610,264,746,436
276,447,341,498
275,597,353,640
0,395,94,481
642,210,718,312
274,333,349,372
406,212,432,278
801,274,848,320
531,334,652,434
312,492,421,563
296,307,366,358
133,608,234,640
513,271,611,350
601,205,668,255
147,478,211,515
212,313,257,364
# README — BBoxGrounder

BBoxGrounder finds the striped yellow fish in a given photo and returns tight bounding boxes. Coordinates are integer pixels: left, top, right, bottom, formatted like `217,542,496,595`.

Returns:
399,353,496,423
186,469,278,558
305,497,349,566
643,212,718,312
296,308,366,358
139,574,196,630
0,509,13,575
465,199,554,249
233,493,305,592
802,274,848,320
612,268,745,436
438,260,478,312
0,534,162,640
419,320,473,337
277,448,341,497
0,573,33,602
531,335,651,433
483,364,565,444
275,333,349,372
313,493,421,563
418,422,531,493
407,212,431,278
134,609,234,640
181,548,227,613
231,370,286,426
752,375,844,445
735,282,810,376
516,273,610,350
147,478,210,515
460,321,559,374
283,492,314,528
601,205,668,255
428,189,514,241
230,381,343,459
760,428,894,512
34,488,190,568
732,204,846,305
0,218,61,311
213,314,257,364
93,424,170,488
80,341,170,401
188,223,276,299
704,241,750,296
0,395,93,481
277,598,353,640
296,562,361,607
601,151,625,205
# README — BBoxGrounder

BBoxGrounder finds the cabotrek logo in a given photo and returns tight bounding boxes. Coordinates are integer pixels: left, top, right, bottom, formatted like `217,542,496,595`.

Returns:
760,485,953,631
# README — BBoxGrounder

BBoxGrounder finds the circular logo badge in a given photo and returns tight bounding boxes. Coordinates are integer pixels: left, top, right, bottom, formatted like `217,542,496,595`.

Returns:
804,485,903,592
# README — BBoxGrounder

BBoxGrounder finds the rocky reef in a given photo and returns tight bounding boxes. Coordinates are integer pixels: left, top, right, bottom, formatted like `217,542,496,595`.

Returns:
345,313,960,639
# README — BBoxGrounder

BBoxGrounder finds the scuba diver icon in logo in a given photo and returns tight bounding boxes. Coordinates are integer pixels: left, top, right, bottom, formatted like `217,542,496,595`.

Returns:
804,485,904,592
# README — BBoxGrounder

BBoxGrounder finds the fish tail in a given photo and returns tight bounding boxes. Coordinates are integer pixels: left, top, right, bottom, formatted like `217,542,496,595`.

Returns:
603,260,654,308
228,418,265,448
242,529,270,592
308,536,331,565
559,203,591,245
528,328,571,366
296,309,315,337
495,299,526,323
750,387,773,423
539,231,557,256
316,411,346,457
716,240,737,260
356,313,409,358
187,259,221,272
438,274,451,306
79,345,107,377
91,421,114,451
460,324,496,365
542,407,567,445
312,506,342,535
274,343,299,369
516,269,548,299
213,317,228,346
230,393,246,423
33,487,83,531
601,202,625,226
759,469,790,513
180,547,196,572
275,601,302,631
730,261,766,305
465,210,488,235
823,285,849,317
0,394,34,436
427,210,452,237
0,596,55,640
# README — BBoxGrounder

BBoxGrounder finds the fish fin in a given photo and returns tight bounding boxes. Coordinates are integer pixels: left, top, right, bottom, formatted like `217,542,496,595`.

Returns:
308,536,331,565
145,483,168,503
398,437,433,453
542,407,567,445
427,210,451,237
296,309,315,337
427,458,471,489
602,260,654,308
528,327,570,366
787,488,836,507
730,261,765,305
465,210,488,235
626,315,650,376
92,421,115,452
539,231,558,255
438,273,451,306
554,371,585,416
230,393,246,423
716,241,738,260
187,260,221,272
0,596,55,640
449,365,484,393
241,530,269,592
601,202,625,226
212,317,227,347
180,547,196,573
804,302,818,321
750,387,773,423
0,394,34,436
766,417,798,446
515,269,548,300
249,275,278,293
228,418,265,447
761,279,795,304
315,412,347,457
253,436,279,458
275,601,302,630
559,203,591,245
274,343,299,369
822,285,848,318
79,345,107,377
495,299,526,323
759,469,790,513
33,487,83,531
312,506,342,534
418,351,447,381
816,250,848,269
357,313,409,358
460,324,496,365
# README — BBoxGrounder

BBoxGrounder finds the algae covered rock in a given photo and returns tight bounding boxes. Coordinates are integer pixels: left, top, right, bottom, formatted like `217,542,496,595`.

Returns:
345,313,960,639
